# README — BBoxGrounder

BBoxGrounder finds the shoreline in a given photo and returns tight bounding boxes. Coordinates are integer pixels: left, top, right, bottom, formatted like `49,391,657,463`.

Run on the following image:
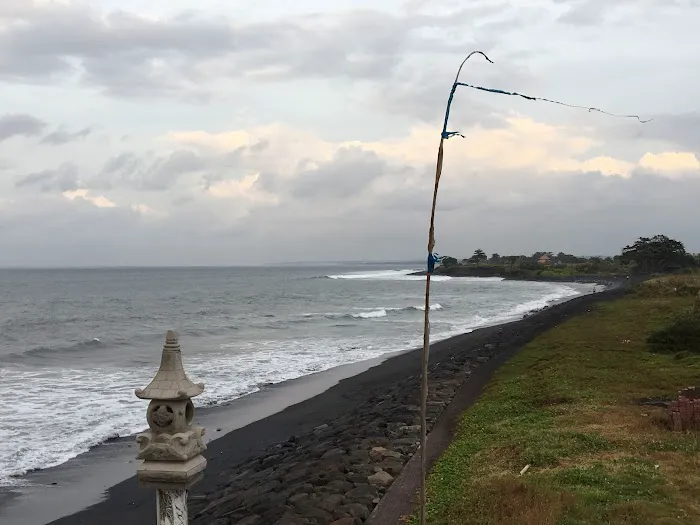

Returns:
0,279,618,525
0,356,398,525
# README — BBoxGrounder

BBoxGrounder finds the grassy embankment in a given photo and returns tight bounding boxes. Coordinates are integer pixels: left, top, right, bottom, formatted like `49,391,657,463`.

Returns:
420,274,700,524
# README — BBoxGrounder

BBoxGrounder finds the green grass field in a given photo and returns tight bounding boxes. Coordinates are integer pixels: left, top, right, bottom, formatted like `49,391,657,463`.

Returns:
420,277,700,524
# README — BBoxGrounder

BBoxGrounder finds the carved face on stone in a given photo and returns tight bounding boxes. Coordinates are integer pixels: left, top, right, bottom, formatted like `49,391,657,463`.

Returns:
146,399,195,435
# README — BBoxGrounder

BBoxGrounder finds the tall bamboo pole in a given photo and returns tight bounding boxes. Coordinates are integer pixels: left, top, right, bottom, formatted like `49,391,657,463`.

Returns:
419,51,492,525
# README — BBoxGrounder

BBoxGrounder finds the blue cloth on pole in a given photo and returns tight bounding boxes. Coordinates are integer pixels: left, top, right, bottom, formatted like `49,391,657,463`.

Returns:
427,253,440,274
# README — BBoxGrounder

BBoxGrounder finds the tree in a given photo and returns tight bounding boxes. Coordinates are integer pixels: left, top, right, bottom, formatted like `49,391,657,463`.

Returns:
441,256,458,268
469,249,488,266
556,252,585,264
489,253,501,264
504,256,519,269
621,235,695,273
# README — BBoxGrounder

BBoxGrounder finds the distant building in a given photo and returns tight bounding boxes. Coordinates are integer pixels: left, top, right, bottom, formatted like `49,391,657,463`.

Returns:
538,254,551,265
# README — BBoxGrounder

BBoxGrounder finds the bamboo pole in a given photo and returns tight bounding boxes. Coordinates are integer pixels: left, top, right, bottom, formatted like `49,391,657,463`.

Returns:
419,51,492,525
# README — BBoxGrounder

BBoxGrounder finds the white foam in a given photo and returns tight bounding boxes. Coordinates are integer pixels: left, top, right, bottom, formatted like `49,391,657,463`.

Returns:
0,282,584,486
352,309,388,319
0,335,410,486
411,303,443,311
327,269,453,282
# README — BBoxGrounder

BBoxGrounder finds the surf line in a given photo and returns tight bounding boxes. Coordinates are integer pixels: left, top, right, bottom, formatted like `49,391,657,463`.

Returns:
418,51,651,525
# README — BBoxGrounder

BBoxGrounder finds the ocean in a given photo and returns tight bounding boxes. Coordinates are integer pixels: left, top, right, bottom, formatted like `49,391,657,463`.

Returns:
0,265,591,487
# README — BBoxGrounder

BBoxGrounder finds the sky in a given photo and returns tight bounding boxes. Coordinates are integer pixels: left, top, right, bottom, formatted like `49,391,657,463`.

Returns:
1,0,699,267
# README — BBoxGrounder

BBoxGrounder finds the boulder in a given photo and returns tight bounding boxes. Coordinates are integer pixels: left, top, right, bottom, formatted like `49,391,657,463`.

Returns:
369,447,401,461
368,470,394,488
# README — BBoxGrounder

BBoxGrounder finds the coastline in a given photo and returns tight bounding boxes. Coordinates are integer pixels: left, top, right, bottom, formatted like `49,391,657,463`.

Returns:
0,356,398,525
0,279,623,525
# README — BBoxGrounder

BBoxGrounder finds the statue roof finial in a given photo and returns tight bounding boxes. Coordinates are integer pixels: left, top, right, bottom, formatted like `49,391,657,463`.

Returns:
135,331,204,400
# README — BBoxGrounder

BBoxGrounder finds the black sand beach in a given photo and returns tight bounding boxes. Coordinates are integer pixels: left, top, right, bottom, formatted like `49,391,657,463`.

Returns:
4,281,629,525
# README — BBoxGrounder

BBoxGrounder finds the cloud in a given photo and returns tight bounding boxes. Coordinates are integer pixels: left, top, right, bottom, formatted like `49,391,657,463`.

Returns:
639,151,700,174
93,150,211,191
0,0,699,267
285,147,388,200
0,2,511,98
62,188,116,208
0,113,46,142
41,127,92,145
634,113,700,153
15,163,80,192
557,0,607,26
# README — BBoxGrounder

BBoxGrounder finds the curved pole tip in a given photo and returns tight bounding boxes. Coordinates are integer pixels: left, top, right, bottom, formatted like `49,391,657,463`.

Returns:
454,51,494,84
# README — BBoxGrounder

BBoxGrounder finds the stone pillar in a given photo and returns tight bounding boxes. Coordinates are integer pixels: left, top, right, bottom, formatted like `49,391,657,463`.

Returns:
135,331,207,525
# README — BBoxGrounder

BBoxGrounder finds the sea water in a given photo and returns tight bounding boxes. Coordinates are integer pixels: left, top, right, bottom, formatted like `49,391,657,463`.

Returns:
0,265,587,486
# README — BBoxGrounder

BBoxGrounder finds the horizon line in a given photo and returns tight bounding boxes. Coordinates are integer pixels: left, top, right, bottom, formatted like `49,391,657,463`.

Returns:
0,260,426,271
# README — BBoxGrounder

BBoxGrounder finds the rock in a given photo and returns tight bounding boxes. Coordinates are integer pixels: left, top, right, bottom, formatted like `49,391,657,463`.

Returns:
274,513,311,525
285,465,311,484
318,494,344,513
326,479,353,493
381,459,404,476
289,482,314,496
313,424,329,434
321,448,346,460
476,356,490,363
304,508,334,525
348,472,368,484
234,517,262,525
288,493,309,505
345,484,377,502
330,519,355,525
249,493,287,515
368,470,394,488
399,425,421,436
348,449,370,462
262,507,289,523
261,454,283,468
392,438,419,446
339,503,370,520
369,447,401,461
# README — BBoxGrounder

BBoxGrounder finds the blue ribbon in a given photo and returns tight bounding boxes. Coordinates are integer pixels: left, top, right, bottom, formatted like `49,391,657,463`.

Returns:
427,253,441,274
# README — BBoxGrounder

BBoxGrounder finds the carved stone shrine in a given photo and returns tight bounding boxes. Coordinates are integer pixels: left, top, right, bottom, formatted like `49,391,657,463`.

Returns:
135,330,207,525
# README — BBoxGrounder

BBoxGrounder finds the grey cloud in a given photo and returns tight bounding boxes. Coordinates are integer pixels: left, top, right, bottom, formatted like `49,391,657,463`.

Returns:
0,3,515,98
94,146,257,191
373,56,532,126
602,112,700,154
3,162,700,266
257,147,390,201
556,0,700,25
557,0,606,25
637,113,700,153
431,169,700,257
41,127,92,146
0,113,46,142
94,150,209,191
15,163,80,192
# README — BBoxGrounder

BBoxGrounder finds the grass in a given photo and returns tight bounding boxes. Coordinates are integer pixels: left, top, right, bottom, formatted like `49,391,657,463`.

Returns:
420,276,700,524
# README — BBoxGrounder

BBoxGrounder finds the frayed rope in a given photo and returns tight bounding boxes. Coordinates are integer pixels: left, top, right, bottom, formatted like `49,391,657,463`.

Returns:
441,83,652,139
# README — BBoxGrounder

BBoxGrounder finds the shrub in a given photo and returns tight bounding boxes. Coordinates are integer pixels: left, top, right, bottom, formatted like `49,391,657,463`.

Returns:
636,275,700,298
647,307,700,354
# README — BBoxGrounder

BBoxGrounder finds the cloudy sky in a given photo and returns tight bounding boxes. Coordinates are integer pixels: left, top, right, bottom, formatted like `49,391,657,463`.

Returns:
1,0,698,266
